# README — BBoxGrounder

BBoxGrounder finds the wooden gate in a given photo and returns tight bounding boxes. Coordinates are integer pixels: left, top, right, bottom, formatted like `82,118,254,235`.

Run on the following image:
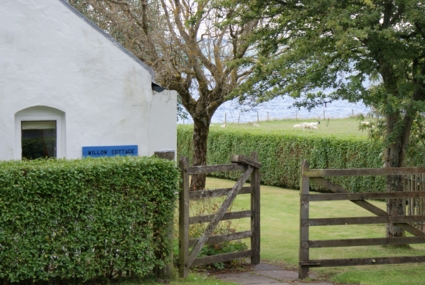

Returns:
178,153,261,278
299,160,425,279
404,174,425,231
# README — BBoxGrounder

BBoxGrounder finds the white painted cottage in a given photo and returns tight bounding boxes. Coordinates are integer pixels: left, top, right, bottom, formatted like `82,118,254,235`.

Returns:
0,0,177,160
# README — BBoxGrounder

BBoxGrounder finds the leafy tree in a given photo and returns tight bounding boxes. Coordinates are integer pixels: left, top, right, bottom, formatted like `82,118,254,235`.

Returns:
233,0,425,238
69,0,260,190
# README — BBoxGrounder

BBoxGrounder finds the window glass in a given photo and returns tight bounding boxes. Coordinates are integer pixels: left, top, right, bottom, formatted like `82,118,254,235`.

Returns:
21,121,57,159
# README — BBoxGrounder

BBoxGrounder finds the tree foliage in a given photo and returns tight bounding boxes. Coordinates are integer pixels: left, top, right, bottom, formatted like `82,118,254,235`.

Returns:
69,0,261,189
232,0,425,237
234,1,425,110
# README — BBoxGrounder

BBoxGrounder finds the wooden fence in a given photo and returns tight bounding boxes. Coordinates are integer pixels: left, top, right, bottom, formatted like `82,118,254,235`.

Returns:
178,153,261,278
299,160,425,279
404,174,425,231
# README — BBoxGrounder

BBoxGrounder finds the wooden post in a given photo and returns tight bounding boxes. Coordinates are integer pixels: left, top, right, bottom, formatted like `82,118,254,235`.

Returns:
418,174,425,231
251,152,260,265
295,111,298,121
267,112,269,121
225,113,227,124
179,157,190,278
299,160,310,279
238,112,241,124
257,111,259,122
154,150,175,161
154,151,175,278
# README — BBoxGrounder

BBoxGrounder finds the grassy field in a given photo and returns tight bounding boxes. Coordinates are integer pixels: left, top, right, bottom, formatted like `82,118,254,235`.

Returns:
197,177,425,285
209,117,372,139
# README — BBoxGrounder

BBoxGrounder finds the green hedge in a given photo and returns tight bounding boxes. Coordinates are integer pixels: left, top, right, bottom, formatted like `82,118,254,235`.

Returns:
178,125,425,193
0,156,179,283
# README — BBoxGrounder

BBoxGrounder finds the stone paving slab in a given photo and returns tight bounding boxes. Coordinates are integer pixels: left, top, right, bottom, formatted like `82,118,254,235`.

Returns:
216,272,292,284
255,269,298,281
213,263,335,285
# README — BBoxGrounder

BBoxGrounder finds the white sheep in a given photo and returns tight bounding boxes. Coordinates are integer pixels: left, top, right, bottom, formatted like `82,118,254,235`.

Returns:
304,124,318,130
253,123,260,127
300,121,320,129
293,123,303,128
220,124,226,128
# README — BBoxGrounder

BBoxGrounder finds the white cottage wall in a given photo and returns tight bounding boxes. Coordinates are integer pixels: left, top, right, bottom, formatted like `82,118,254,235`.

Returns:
0,0,176,160
148,90,178,158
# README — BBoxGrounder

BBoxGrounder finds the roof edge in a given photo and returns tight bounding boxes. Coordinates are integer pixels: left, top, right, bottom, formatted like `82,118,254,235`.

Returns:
58,0,155,79
152,82,166,93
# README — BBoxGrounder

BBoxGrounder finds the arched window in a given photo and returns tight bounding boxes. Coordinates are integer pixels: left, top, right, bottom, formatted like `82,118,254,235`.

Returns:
15,106,65,159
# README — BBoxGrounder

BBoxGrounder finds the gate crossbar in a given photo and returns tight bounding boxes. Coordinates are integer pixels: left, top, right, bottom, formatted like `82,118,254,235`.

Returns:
179,153,261,278
299,160,425,279
187,166,254,266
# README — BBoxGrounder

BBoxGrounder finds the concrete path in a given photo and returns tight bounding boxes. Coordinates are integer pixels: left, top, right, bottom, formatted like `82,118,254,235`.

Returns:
213,263,337,285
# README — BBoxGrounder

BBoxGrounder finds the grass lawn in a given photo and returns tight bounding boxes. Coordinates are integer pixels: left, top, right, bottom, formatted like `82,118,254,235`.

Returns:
199,177,425,285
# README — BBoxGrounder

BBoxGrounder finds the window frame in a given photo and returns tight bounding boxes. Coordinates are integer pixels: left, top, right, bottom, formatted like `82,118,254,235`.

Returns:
15,113,64,159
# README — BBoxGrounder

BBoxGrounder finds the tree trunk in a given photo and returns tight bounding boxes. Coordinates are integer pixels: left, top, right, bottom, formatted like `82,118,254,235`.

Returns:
190,116,210,190
385,170,405,238
384,113,404,238
384,111,415,238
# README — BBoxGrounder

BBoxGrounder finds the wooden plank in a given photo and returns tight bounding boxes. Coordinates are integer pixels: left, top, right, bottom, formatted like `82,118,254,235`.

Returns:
303,215,425,226
231,154,262,169
308,236,425,248
311,177,425,237
189,186,252,199
304,167,425,177
307,191,425,202
178,157,190,278
187,163,246,175
190,210,252,224
187,166,254,267
189,231,252,247
300,256,425,267
192,250,252,267
299,160,310,279
250,152,261,265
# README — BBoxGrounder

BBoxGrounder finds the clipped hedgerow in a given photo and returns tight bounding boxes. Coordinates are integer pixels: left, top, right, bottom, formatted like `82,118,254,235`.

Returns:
177,125,424,193
0,156,179,283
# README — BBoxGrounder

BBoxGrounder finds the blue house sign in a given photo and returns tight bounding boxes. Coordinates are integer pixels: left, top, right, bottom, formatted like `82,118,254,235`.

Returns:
82,145,138,158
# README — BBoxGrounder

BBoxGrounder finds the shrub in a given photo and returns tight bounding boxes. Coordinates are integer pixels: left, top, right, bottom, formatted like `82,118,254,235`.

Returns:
0,156,179,283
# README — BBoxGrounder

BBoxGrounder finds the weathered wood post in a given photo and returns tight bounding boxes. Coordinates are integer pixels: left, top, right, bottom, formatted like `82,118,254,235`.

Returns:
251,152,260,265
154,150,175,278
299,160,310,279
154,150,175,161
178,157,190,278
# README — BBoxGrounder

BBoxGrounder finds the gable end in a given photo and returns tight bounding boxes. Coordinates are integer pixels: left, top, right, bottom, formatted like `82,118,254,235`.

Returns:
58,0,155,79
